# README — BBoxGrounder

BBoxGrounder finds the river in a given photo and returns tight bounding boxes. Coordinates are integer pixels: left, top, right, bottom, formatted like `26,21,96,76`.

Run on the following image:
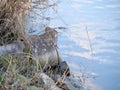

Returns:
27,0,120,90
50,0,120,90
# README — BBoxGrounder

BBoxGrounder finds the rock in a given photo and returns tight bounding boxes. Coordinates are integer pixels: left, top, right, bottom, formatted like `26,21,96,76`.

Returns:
63,73,84,90
28,86,38,90
53,72,84,90
64,77,83,90
28,86,44,90
59,61,70,76
0,40,24,56
39,73,62,90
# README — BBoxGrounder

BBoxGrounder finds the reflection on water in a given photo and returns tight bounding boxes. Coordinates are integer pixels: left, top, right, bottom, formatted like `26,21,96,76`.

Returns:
49,0,120,90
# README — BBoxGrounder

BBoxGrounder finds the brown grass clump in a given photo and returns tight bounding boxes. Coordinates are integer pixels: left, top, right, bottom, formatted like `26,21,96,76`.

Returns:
0,0,54,45
0,0,31,45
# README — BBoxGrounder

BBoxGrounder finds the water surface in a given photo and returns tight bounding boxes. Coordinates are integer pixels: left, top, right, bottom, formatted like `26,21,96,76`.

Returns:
49,0,120,90
27,0,120,90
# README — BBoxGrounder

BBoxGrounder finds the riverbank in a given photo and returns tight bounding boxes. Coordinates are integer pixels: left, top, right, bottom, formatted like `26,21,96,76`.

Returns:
0,0,86,90
0,27,86,90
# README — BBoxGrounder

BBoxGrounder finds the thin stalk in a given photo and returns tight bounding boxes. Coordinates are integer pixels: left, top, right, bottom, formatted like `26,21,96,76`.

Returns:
85,26,93,59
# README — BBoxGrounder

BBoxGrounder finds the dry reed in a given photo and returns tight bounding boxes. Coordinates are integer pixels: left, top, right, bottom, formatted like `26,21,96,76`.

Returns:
0,0,64,90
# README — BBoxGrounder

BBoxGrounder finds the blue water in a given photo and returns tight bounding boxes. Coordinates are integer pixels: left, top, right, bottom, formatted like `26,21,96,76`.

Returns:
28,0,120,90
49,0,120,90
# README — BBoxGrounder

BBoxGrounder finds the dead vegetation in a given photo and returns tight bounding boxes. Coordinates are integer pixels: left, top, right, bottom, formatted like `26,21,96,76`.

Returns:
0,0,31,45
0,0,85,90
0,0,66,90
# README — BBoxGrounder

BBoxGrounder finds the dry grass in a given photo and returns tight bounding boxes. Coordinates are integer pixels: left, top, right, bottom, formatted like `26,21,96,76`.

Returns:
0,0,65,90
0,53,62,90
0,54,45,90
0,0,52,45
0,0,31,45
0,0,85,90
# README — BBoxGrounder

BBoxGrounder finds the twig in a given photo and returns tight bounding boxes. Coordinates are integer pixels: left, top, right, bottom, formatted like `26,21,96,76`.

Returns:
85,26,93,59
